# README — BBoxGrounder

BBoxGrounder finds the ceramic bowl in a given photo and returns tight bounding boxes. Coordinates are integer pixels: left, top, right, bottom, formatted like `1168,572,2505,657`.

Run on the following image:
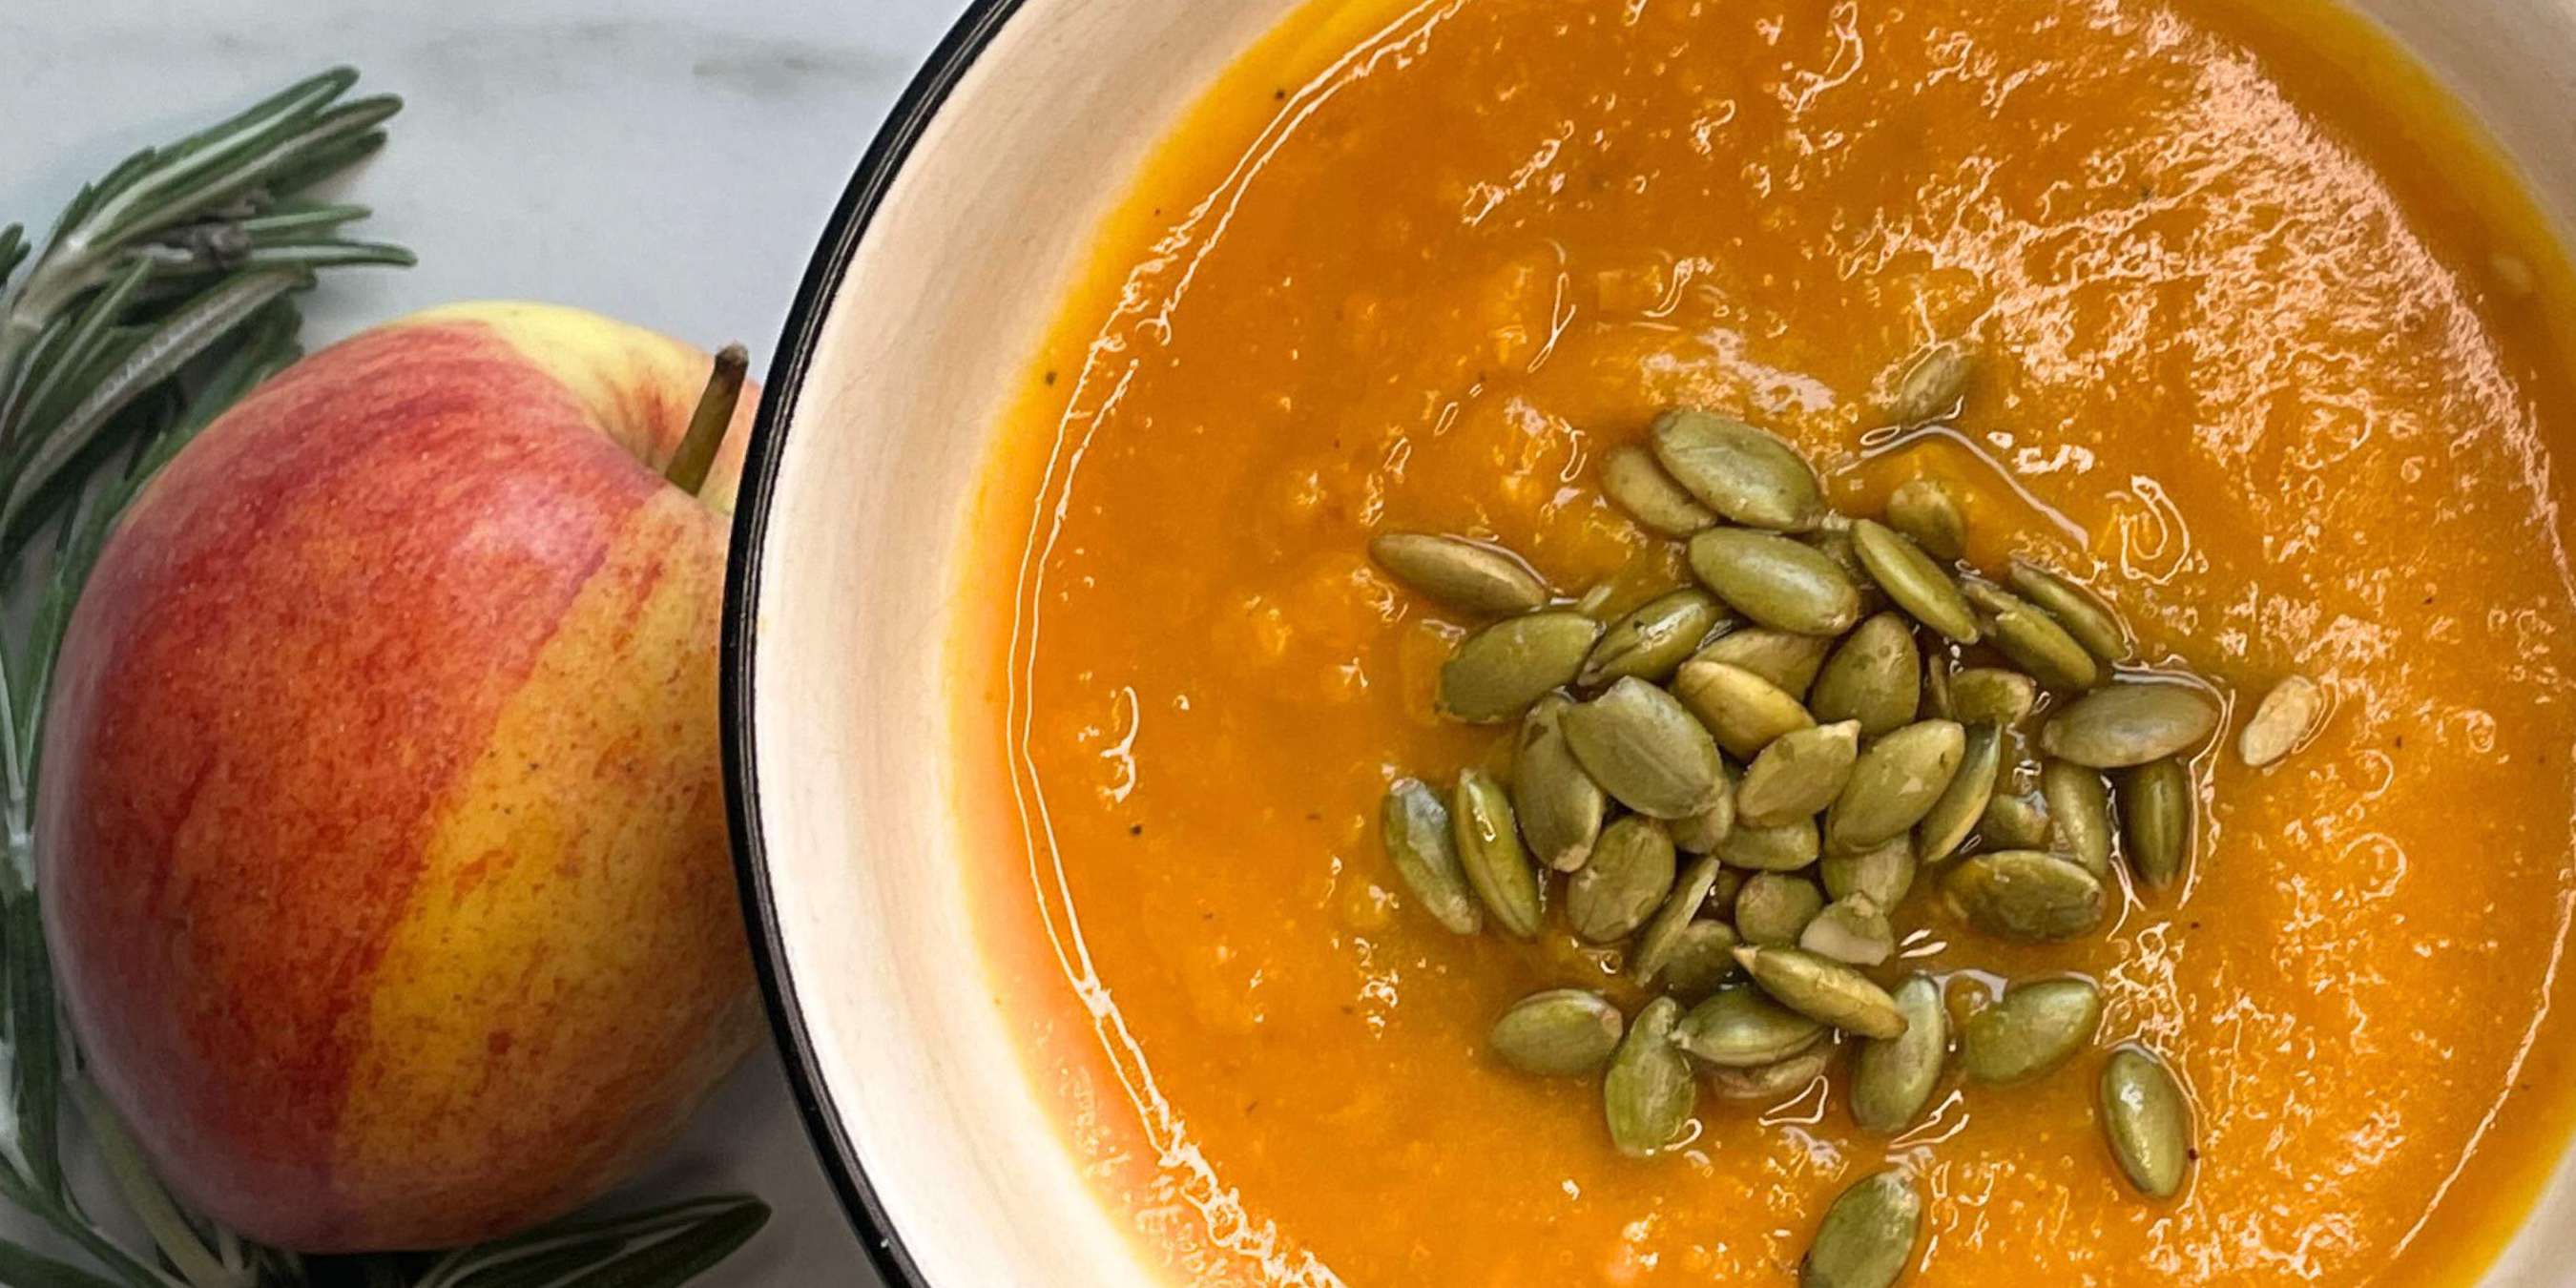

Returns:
722,1,2576,1282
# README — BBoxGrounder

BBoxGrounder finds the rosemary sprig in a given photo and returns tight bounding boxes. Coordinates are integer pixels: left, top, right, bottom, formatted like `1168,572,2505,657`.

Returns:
0,68,769,1288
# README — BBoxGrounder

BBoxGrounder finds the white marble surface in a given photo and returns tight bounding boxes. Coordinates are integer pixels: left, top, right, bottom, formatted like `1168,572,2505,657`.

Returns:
0,1,977,1282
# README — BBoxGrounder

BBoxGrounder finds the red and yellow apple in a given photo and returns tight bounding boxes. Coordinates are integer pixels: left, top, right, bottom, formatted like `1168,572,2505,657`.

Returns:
36,301,762,1251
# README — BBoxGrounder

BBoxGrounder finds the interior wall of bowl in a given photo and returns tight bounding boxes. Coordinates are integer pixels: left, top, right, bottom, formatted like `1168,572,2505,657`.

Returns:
744,0,2576,1285
744,0,1305,1283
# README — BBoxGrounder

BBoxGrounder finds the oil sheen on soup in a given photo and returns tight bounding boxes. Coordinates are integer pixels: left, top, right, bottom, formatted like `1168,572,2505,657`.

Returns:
960,0,2576,1282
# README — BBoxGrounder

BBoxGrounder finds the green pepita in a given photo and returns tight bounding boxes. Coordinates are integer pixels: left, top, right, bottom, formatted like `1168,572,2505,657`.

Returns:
1943,849,2106,943
1738,720,1861,828
1707,1044,1835,1102
1688,528,1863,636
1735,872,1827,946
1512,696,1608,873
1948,666,2039,729
1369,532,1550,615
1821,836,1915,907
1672,658,1818,759
1799,1170,1922,1288
1885,477,1967,561
1851,976,1946,1133
1885,340,1975,425
1960,977,2104,1083
1798,893,1895,966
1824,719,1966,852
2100,1047,2194,1198
2041,758,2113,878
2041,683,2222,768
1602,444,1717,537
1490,989,1626,1076
2008,561,2131,665
1650,409,1826,531
1605,996,1696,1158
1671,797,1735,854
1630,857,1723,986
1563,677,1730,820
1810,613,1922,737
1452,768,1545,939
1660,919,1745,1001
2120,758,2194,889
1438,611,1601,723
1735,945,1906,1039
1677,986,1827,1068
1380,778,1483,935
2240,674,2324,767
1580,588,1728,686
1852,520,1980,644
1717,816,1823,873
1923,652,1954,718
1965,580,2100,691
1914,721,2002,862
1568,816,1679,944
1692,627,1833,698
1980,789,2052,850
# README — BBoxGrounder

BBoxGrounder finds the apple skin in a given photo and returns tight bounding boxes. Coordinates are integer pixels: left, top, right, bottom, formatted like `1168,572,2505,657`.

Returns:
36,301,763,1251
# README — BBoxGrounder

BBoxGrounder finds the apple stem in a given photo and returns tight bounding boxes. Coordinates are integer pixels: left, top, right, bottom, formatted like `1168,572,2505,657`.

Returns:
665,343,748,496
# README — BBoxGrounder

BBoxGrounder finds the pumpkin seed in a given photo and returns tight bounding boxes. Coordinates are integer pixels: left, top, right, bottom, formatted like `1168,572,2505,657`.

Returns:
1799,893,1896,966
2240,674,2324,767
1671,797,1735,854
1738,720,1862,827
1824,719,1966,852
2008,561,2131,664
1563,677,1730,820
1580,588,1728,686
1852,520,1980,644
1799,1170,1922,1288
2041,683,2221,768
2040,759,2113,878
1886,340,1975,425
1369,532,1550,615
1693,627,1833,697
1948,667,2039,728
1568,816,1679,944
1735,872,1827,946
1650,408,1826,531
1490,989,1626,1076
1512,696,1608,873
1438,611,1601,723
1709,864,1749,911
1811,613,1922,737
1677,986,1827,1068
1688,529,1863,635
2120,758,2193,889
1942,849,2106,943
1605,996,1696,1158
1602,444,1717,537
2100,1047,2193,1198
1661,920,1744,1000
1885,477,1967,562
1718,816,1823,872
1672,658,1818,758
1923,652,1954,718
1980,789,2051,850
1708,1044,1836,1101
1821,837,1915,907
1851,975,1946,1133
1452,768,1545,939
1735,945,1907,1039
1961,977,2103,1083
1380,779,1483,935
1802,527,1880,602
1914,721,2002,862
1964,579,2100,691
1630,857,1723,986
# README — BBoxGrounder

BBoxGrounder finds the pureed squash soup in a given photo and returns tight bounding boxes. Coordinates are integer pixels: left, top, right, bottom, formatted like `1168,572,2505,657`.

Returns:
953,0,2576,1282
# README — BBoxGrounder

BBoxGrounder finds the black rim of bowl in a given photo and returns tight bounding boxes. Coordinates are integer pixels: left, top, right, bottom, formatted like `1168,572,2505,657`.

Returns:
720,1,1028,1283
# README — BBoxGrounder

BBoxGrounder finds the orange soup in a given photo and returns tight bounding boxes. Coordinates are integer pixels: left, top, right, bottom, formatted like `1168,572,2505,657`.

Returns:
957,0,2576,1282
